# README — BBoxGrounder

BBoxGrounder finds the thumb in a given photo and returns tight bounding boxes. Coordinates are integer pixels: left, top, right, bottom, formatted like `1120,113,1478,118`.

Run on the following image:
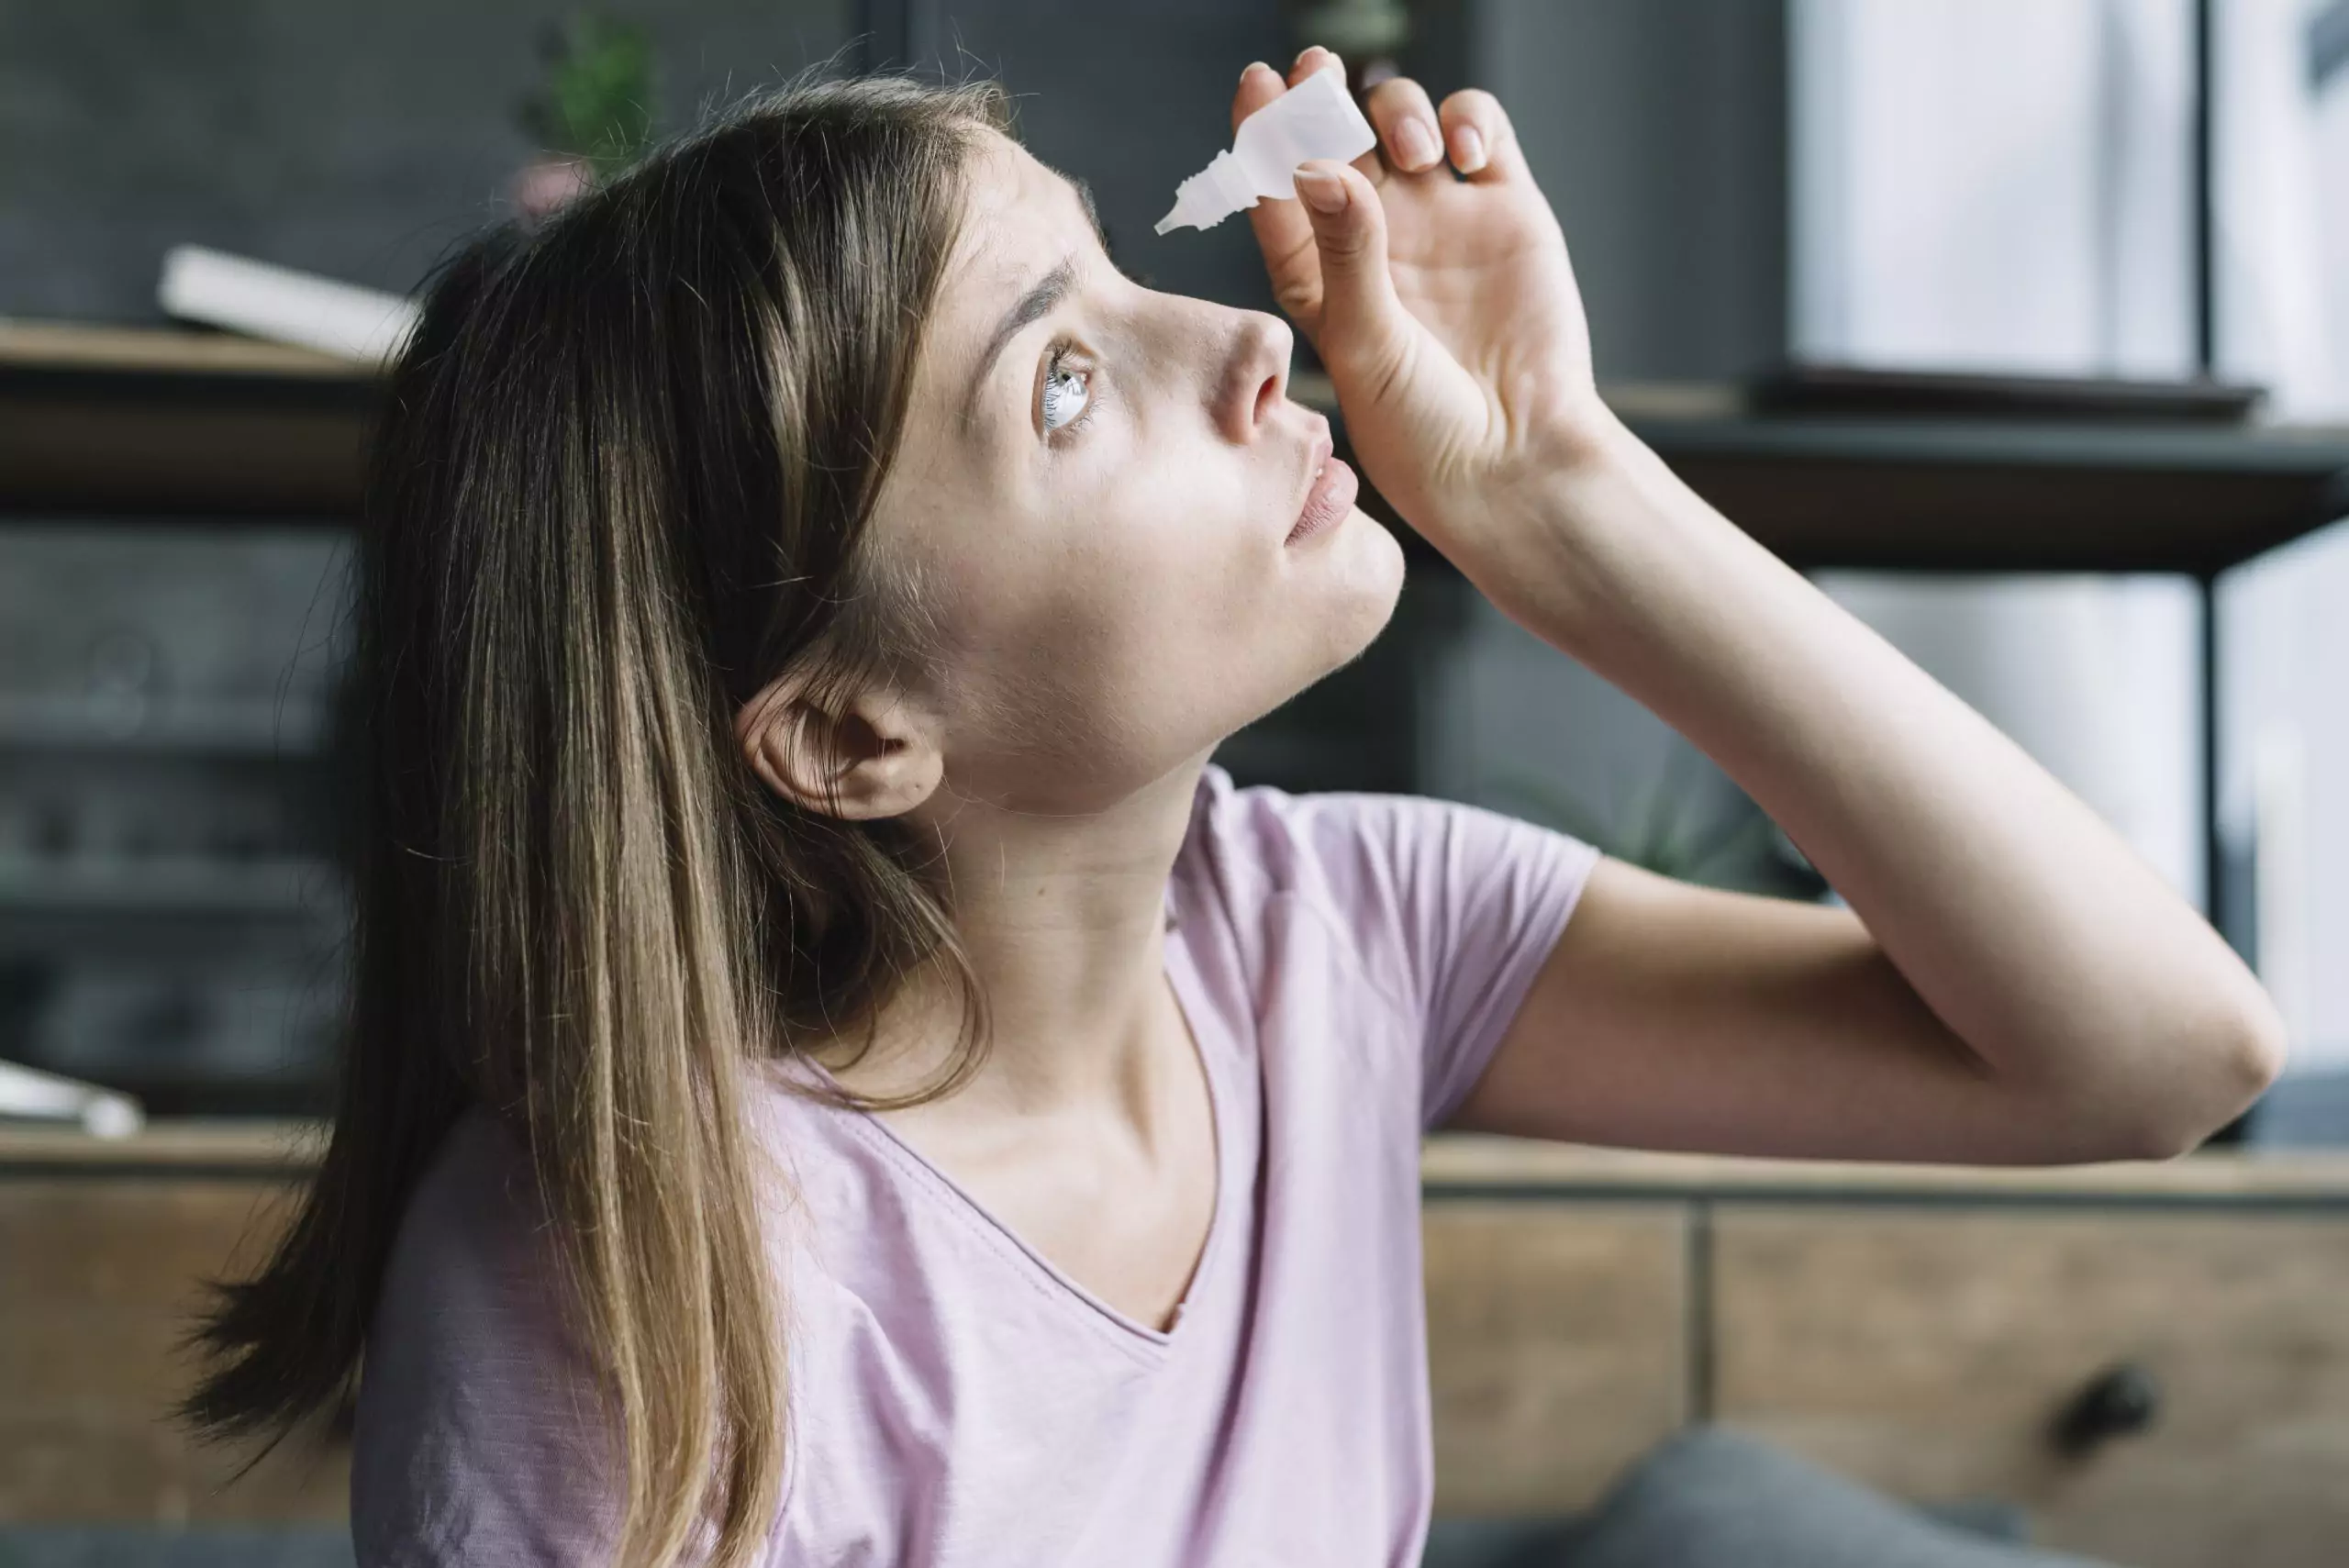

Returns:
1290,159,1412,399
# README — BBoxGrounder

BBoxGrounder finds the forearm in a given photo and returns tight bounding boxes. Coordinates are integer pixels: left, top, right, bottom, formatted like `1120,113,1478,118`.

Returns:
1463,411,2287,1147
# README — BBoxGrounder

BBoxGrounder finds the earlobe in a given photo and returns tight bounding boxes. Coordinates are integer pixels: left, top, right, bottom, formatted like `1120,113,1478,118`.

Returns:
856,740,945,821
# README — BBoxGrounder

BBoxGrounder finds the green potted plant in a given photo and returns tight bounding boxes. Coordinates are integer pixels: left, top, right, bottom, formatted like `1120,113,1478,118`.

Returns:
1488,743,1833,903
512,11,660,217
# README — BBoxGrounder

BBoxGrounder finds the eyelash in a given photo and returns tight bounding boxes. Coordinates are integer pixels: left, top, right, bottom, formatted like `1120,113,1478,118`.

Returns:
1041,339,1104,444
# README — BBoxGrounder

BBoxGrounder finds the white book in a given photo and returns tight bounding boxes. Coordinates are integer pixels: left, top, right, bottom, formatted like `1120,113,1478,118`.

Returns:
0,1058,143,1138
158,243,421,366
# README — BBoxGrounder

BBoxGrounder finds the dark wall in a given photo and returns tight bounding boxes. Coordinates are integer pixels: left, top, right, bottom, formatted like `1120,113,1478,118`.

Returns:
0,1,858,320
1478,0,1789,383
865,0,1480,328
1,1,1769,376
0,0,1432,326
867,0,1296,318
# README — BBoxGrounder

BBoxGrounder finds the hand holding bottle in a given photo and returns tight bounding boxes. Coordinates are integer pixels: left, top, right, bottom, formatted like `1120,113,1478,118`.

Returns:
1233,50,1609,561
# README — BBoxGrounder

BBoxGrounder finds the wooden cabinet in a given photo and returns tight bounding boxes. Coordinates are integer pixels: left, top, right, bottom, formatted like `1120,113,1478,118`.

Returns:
1712,1207,2349,1568
12,1122,2349,1568
1421,1135,2349,1568
0,1134,340,1521
1423,1202,1689,1514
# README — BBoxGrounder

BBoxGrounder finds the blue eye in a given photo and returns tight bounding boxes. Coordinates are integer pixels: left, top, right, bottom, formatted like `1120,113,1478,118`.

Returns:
1041,343,1097,437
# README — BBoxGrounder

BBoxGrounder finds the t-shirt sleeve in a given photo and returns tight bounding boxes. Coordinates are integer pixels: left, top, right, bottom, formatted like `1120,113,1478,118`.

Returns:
1265,784,1604,1133
351,1111,626,1567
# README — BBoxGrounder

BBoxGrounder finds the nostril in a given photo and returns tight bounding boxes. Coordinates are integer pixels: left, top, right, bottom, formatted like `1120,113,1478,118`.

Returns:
1223,310,1295,437
1253,370,1284,428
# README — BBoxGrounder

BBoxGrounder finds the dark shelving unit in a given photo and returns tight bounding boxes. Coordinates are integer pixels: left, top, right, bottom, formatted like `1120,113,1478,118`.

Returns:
11,322,2349,1129
0,321,363,1119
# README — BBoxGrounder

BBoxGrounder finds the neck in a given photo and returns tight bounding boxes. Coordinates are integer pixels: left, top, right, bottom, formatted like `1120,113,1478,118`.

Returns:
815,755,1208,1122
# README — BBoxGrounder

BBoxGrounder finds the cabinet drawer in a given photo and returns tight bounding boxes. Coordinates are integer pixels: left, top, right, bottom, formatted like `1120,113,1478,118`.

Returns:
0,1177,344,1521
1424,1201,1690,1514
1712,1206,2349,1568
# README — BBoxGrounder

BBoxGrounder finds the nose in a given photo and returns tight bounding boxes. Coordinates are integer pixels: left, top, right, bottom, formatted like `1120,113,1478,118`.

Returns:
1214,310,1293,442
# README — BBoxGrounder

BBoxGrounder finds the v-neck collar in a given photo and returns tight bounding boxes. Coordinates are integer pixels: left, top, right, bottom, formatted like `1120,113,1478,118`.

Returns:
792,896,1233,1355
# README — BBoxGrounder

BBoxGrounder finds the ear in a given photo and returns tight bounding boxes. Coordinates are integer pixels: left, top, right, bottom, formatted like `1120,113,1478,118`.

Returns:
733,671,943,820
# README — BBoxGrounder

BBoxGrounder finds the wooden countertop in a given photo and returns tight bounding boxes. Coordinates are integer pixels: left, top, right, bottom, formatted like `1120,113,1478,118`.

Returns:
1419,1131,2349,1205
8,1118,2349,1203
0,316,374,378
1303,367,2349,575
0,1118,326,1172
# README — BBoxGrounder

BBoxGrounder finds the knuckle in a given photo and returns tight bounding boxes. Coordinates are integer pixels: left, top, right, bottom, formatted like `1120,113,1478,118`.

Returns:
1270,274,1319,319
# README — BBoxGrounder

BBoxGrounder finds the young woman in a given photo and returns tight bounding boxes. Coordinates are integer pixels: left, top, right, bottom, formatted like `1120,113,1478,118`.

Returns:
181,47,2284,1568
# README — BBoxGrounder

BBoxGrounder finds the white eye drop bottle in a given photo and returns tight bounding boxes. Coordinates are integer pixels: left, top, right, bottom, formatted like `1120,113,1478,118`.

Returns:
1155,64,1378,236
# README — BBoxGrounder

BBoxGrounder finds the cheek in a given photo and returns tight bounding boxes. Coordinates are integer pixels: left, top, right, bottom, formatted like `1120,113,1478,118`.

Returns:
938,469,1284,741
1086,454,1286,656
905,439,1398,790
1025,498,1270,701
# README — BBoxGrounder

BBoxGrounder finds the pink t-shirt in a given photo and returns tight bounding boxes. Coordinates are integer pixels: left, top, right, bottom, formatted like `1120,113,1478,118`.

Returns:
351,762,1601,1566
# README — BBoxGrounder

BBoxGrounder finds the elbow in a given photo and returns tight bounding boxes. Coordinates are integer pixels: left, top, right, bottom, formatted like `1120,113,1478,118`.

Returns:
2131,997,2290,1162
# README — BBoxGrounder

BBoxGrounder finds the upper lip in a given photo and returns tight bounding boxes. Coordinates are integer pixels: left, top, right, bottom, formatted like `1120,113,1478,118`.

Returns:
1290,423,1334,533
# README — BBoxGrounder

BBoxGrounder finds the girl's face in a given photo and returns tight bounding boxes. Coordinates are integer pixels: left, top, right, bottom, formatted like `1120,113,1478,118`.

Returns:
869,129,1407,815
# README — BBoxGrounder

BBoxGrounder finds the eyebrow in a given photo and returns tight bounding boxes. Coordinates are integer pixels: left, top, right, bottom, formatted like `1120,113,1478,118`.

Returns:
957,172,1115,431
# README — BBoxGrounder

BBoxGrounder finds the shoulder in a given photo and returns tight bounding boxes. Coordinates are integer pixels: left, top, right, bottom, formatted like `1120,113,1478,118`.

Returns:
351,1106,618,1563
367,1107,571,1350
1181,764,1601,1056
1184,761,1593,941
1183,761,1422,908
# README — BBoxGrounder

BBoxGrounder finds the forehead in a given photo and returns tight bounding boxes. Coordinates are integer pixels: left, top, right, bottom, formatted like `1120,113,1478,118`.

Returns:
944,135,1108,314
951,131,1106,273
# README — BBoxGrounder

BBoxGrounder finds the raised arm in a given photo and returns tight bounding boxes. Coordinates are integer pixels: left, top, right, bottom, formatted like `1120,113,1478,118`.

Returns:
1241,49,2284,1163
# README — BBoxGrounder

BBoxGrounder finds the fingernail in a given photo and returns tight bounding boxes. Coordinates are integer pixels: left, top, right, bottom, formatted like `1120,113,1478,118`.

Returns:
1241,60,1270,83
1453,124,1486,172
1396,118,1439,169
1293,167,1347,214
1294,45,1316,68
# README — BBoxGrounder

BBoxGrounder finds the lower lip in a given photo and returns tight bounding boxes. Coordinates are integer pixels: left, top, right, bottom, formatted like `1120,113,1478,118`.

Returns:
1285,457,1358,546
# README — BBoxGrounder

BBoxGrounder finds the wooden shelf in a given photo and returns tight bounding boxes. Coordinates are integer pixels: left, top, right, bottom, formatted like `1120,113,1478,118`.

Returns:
5,321,2349,579
9,320,2349,576
1296,370,2349,577
0,1117,321,1173
1419,1130,2349,1206
0,318,382,517
0,317,373,379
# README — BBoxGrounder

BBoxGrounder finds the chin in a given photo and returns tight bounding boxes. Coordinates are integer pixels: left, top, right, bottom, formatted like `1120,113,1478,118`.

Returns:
1296,518,1408,688
1336,511,1408,631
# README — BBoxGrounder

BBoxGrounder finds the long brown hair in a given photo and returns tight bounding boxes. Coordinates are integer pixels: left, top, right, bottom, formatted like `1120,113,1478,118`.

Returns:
179,66,1015,1565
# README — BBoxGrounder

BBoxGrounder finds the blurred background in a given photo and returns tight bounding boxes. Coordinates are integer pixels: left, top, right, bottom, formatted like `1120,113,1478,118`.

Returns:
1,0,2345,1131
14,6,2349,1563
